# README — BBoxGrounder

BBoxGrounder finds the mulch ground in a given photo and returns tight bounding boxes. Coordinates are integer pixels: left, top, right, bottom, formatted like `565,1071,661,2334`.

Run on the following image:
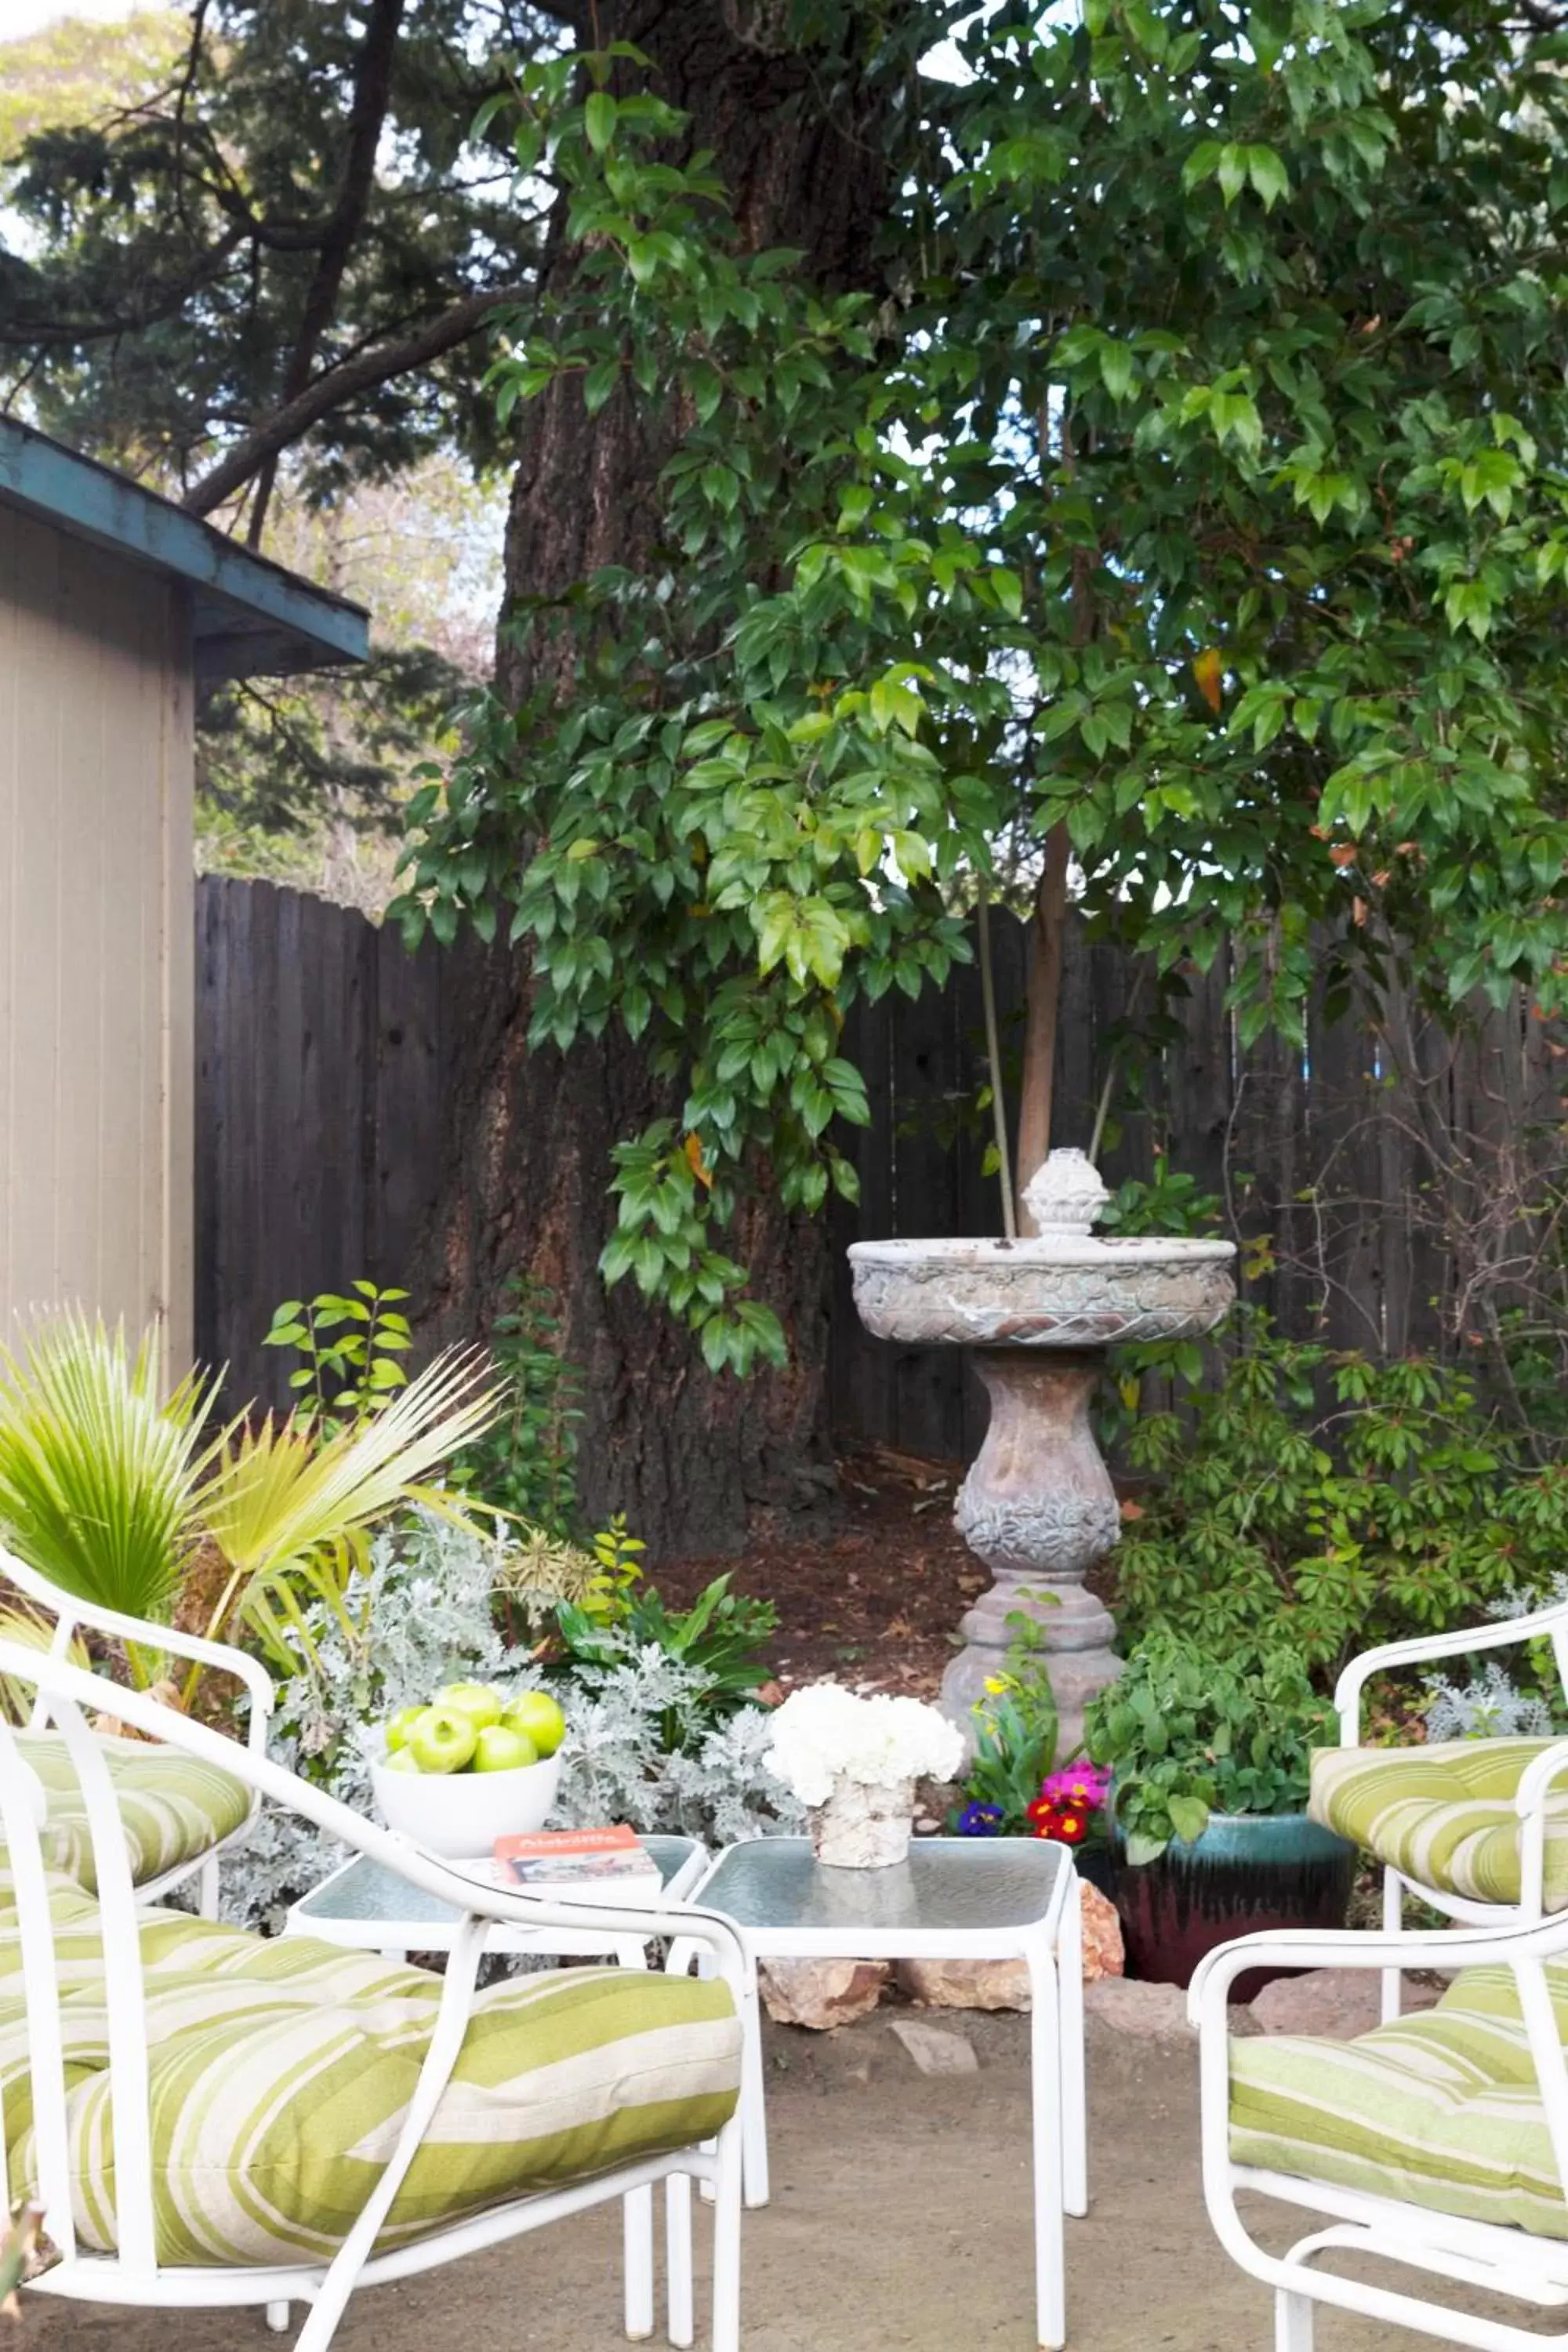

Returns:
655,1443,1001,1698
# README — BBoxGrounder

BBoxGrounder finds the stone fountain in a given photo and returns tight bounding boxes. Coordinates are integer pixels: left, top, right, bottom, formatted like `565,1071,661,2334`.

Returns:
848,1150,1236,1752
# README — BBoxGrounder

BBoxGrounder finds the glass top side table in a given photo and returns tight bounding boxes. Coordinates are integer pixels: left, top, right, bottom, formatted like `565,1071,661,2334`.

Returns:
686,1835,1086,2352
285,1834,706,1962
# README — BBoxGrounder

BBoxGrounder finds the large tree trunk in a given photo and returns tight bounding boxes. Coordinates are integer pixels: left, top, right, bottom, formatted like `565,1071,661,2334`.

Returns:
412,2,899,1559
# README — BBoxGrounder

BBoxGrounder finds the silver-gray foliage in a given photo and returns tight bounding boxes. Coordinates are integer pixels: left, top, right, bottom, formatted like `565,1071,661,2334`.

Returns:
220,1513,797,1930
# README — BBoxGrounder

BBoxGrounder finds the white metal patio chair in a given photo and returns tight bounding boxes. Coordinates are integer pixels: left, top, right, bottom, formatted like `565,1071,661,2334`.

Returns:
1316,1593,1568,2020
1189,1906,1568,2352
0,1640,747,2352
0,1544,274,1915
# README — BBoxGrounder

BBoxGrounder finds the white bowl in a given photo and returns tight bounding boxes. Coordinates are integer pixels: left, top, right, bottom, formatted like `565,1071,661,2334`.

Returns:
369,1746,564,1859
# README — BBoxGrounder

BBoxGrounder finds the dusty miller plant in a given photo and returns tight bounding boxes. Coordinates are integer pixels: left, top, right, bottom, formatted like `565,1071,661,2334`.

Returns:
1423,1572,1568,1741
221,1514,797,1929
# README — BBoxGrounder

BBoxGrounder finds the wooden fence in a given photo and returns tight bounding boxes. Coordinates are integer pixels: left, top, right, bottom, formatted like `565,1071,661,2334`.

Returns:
194,878,1567,1455
193,877,485,1406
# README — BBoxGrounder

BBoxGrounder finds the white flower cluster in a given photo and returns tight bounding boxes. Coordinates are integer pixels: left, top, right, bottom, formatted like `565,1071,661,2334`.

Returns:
764,1682,964,1809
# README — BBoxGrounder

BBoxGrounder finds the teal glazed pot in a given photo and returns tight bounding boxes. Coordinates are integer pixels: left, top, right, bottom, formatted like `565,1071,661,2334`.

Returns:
1111,1811,1356,1994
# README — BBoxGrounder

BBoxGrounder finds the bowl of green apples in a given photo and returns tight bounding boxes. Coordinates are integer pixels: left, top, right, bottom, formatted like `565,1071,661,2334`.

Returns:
368,1680,568,1858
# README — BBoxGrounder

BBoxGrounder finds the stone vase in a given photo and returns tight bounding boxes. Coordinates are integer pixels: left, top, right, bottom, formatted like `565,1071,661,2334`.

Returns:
942,1349,1121,1758
808,1775,916,1868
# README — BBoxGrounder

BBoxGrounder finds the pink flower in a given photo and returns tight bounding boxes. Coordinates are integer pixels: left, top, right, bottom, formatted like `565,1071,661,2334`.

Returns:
1041,1766,1109,1812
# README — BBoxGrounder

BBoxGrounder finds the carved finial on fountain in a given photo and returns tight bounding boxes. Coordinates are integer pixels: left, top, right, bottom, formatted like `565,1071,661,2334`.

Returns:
1020,1147,1110,1236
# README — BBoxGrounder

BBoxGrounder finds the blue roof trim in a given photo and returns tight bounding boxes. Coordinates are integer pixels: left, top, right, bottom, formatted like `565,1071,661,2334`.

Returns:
0,417,370,681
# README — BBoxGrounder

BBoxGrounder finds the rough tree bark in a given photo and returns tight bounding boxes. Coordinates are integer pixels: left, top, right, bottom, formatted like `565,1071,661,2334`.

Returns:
412,1,902,1559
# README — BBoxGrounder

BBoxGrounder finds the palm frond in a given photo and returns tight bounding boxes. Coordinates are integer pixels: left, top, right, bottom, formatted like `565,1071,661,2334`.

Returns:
199,1348,499,1666
0,1315,220,1622
0,1594,89,1726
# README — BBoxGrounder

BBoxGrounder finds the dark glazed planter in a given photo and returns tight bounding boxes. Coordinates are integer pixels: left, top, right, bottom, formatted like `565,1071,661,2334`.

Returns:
1112,1812,1356,1994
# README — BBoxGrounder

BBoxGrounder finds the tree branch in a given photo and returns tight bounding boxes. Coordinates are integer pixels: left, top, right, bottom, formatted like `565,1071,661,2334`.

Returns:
246,0,408,545
180,283,529,518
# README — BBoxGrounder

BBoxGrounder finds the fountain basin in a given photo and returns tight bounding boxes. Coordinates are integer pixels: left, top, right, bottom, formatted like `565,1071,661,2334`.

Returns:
847,1235,1236,1350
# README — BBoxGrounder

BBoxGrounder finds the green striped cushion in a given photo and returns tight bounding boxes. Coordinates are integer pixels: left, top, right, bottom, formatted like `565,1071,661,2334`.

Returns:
0,1894,740,2265
1230,1961,1568,2237
10,1732,250,1893
1309,1740,1568,1909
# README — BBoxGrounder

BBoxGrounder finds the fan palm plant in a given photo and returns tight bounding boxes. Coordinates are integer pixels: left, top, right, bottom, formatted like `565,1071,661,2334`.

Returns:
197,1347,499,1673
0,1314,500,1697
0,1315,220,1667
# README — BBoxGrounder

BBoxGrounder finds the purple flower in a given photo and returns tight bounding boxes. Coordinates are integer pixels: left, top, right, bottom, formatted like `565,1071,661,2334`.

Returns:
956,1802,1005,1837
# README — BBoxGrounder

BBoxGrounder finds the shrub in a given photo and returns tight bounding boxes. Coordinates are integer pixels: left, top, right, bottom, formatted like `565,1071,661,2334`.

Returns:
1112,1312,1568,1678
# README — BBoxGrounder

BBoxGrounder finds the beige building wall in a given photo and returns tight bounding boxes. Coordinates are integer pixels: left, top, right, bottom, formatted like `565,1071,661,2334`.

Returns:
0,510,194,1368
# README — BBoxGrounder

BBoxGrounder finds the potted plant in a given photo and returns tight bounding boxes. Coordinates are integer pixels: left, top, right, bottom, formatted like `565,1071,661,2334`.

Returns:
1083,1632,1353,1987
765,1684,964,1867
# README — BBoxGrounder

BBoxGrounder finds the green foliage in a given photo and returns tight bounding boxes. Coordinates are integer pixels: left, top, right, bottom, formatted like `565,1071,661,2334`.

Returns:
397,5,1568,1363
263,1283,413,1431
0,11,186,163
553,1567,777,1752
1084,1632,1334,1864
1114,1313,1568,1676
0,1314,219,1641
449,1274,582,1537
956,1619,1065,1833
0,2,529,492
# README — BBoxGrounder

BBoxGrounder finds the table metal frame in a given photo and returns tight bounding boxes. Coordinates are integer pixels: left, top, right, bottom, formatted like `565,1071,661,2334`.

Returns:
681,1835,1086,2352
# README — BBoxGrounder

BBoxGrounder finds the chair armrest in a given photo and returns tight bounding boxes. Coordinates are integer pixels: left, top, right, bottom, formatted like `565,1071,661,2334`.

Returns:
1187,1911,1564,2033
1334,1595,1568,1744
1,1547,274,1753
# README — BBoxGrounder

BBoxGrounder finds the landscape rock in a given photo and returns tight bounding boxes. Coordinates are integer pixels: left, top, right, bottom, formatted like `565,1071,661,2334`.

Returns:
892,1883,1125,2015
1080,1882,1125,1982
1083,1977,1192,2039
887,2018,980,2075
1249,1968,1443,2040
758,1958,892,2029
897,1955,1033,2011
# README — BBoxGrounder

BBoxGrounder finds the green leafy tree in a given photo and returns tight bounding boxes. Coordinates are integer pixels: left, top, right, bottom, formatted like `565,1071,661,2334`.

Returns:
0,0,543,535
399,1,1568,1375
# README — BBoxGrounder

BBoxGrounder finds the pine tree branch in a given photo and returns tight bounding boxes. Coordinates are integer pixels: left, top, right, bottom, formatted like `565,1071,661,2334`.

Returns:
180,282,530,519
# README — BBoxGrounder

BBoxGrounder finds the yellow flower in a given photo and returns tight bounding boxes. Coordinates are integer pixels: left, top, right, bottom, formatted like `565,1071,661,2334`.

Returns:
983,1677,1007,1696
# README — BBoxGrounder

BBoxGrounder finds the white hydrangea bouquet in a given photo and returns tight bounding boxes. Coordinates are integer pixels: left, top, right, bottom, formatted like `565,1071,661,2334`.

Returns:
764,1683,964,1868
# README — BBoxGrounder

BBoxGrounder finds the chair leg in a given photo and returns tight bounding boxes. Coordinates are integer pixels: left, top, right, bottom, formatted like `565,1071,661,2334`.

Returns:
666,2173,694,2349
197,1850,220,1922
738,1952,770,2209
1381,1869,1403,2024
265,2303,290,2334
710,2116,744,2352
623,2184,655,2341
1275,2285,1315,2352
1055,1882,1088,2218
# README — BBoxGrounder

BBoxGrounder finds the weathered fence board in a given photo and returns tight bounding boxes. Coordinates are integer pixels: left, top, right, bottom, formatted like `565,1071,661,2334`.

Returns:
194,879,1566,1460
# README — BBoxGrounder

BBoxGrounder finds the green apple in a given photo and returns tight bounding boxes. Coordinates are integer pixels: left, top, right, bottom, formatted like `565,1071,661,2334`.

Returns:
471,1722,539,1774
433,1680,504,1731
503,1689,567,1759
383,1748,420,1775
406,1704,477,1775
383,1704,426,1755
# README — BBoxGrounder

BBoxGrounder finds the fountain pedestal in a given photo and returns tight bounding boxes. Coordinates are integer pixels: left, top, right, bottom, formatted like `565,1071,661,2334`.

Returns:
848,1151,1236,1751
944,1350,1120,1756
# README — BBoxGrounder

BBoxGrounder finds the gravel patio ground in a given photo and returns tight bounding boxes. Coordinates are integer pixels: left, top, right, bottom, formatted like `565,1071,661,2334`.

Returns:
25,2005,1527,2352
